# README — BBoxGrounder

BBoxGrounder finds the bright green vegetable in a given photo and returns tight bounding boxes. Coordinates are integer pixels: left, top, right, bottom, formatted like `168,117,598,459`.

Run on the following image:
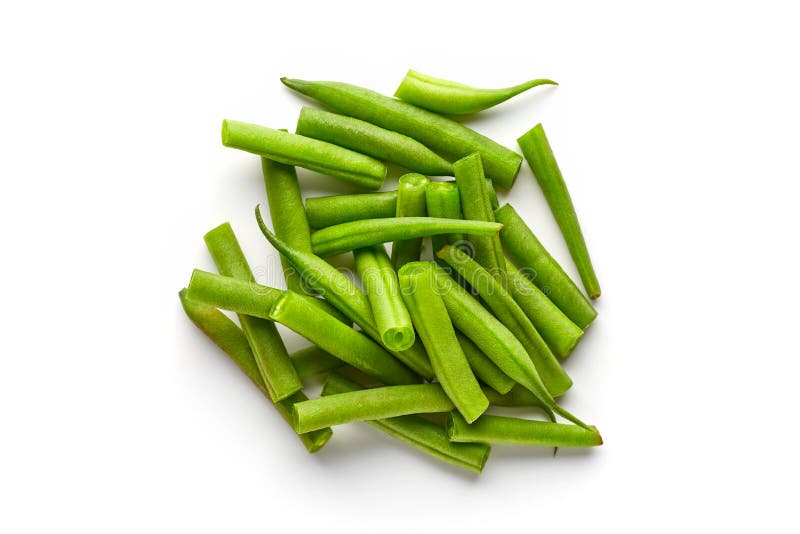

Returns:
354,245,415,351
305,191,397,229
518,124,601,298
394,70,557,115
424,181,464,264
457,333,515,395
437,244,572,397
485,178,499,210
204,223,302,402
178,290,331,453
398,262,488,423
290,345,343,380
494,204,597,328
280,78,522,189
447,412,602,447
310,217,503,256
324,374,490,473
296,107,453,176
391,173,430,269
221,119,386,190
482,386,555,420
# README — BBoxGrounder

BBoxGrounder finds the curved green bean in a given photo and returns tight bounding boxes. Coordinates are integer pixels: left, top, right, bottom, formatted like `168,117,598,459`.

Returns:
221,119,386,190
296,107,453,176
447,412,602,447
424,181,464,263
494,203,597,328
305,191,397,229
391,173,430,269
280,78,522,189
457,333,515,395
290,345,343,380
394,70,557,115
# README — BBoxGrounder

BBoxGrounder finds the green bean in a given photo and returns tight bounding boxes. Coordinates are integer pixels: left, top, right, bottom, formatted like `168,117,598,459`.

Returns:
457,333,515,395
394,70,558,115
269,290,418,386
324,374,490,473
310,217,503,256
305,191,397,229
290,345,343,380
518,124,601,298
437,244,572,397
178,290,331,453
424,181,464,262
280,78,522,189
398,262,488,423
391,173,430,269
296,107,453,176
204,223,302,402
447,412,602,447
293,381,454,433
354,245,415,351
506,262,583,359
483,386,555,421
221,119,386,190
494,204,597,328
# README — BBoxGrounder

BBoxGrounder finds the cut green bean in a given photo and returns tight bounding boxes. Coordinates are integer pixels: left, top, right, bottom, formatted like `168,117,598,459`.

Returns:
437,244,572,397
354,245,415,351
394,70,557,115
399,262,488,423
310,217,502,256
178,290,331,453
296,107,453,176
324,374,490,473
221,119,386,190
305,191,397,229
391,173,430,269
518,124,601,298
483,386,555,422
494,203,597,328
290,345,343,380
281,78,522,189
486,178,499,210
457,333,515,395
204,223,302,402
425,181,464,263
448,412,602,447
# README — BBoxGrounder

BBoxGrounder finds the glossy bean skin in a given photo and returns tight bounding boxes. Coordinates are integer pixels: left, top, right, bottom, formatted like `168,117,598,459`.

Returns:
394,70,557,115
457,333,515,395
391,173,430,269
280,78,522,189
425,181,464,265
221,119,386,190
296,107,453,176
305,191,397,229
447,412,602,447
290,345,343,380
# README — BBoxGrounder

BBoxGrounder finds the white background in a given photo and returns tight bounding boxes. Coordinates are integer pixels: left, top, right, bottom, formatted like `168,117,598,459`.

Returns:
2,1,799,532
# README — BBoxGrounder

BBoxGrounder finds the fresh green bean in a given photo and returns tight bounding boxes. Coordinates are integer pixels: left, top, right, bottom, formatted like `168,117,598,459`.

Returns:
394,70,557,115
280,78,522,189
398,262,488,423
518,124,601,298
204,223,302,402
437,244,572,397
457,333,515,395
296,107,453,176
391,173,430,269
448,412,602,447
483,386,555,421
221,119,386,190
486,178,499,210
494,204,597,328
290,345,343,380
305,191,397,229
354,245,415,351
324,374,490,473
269,290,418,386
178,290,331,453
424,181,464,263
310,217,502,256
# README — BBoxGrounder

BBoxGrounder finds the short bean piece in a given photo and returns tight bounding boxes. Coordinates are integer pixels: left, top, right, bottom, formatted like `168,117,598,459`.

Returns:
424,181,464,266
305,191,397,229
391,173,430,269
447,412,602,447
457,333,515,395
290,345,343,380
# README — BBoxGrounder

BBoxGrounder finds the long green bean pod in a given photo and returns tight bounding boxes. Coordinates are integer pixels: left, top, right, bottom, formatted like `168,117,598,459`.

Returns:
425,181,464,263
221,119,386,190
178,290,331,453
296,107,453,176
204,223,302,402
494,204,597,328
457,333,515,395
448,412,602,447
518,124,601,298
310,217,503,256
391,173,430,269
394,70,557,115
324,374,490,473
280,78,522,189
354,245,415,351
305,191,397,229
290,345,343,380
398,262,488,423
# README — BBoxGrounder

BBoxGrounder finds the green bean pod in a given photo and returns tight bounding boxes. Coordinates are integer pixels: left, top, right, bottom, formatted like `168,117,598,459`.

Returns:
424,181,464,262
457,333,515,395
494,204,597,328
324,374,490,473
221,119,386,190
482,386,555,421
296,107,453,176
391,173,430,269
486,178,500,210
394,70,557,115
280,78,522,189
290,345,343,380
310,217,503,256
305,191,397,229
178,290,331,453
398,262,488,423
518,124,601,298
447,412,602,447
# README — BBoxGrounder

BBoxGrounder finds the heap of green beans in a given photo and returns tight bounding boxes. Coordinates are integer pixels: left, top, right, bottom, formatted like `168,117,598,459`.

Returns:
181,69,603,474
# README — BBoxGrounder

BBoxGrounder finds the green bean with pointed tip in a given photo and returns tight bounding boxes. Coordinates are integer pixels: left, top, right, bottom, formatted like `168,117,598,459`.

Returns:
448,412,602,448
457,333,515,395
305,191,397,229
391,173,430,269
290,345,343,380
